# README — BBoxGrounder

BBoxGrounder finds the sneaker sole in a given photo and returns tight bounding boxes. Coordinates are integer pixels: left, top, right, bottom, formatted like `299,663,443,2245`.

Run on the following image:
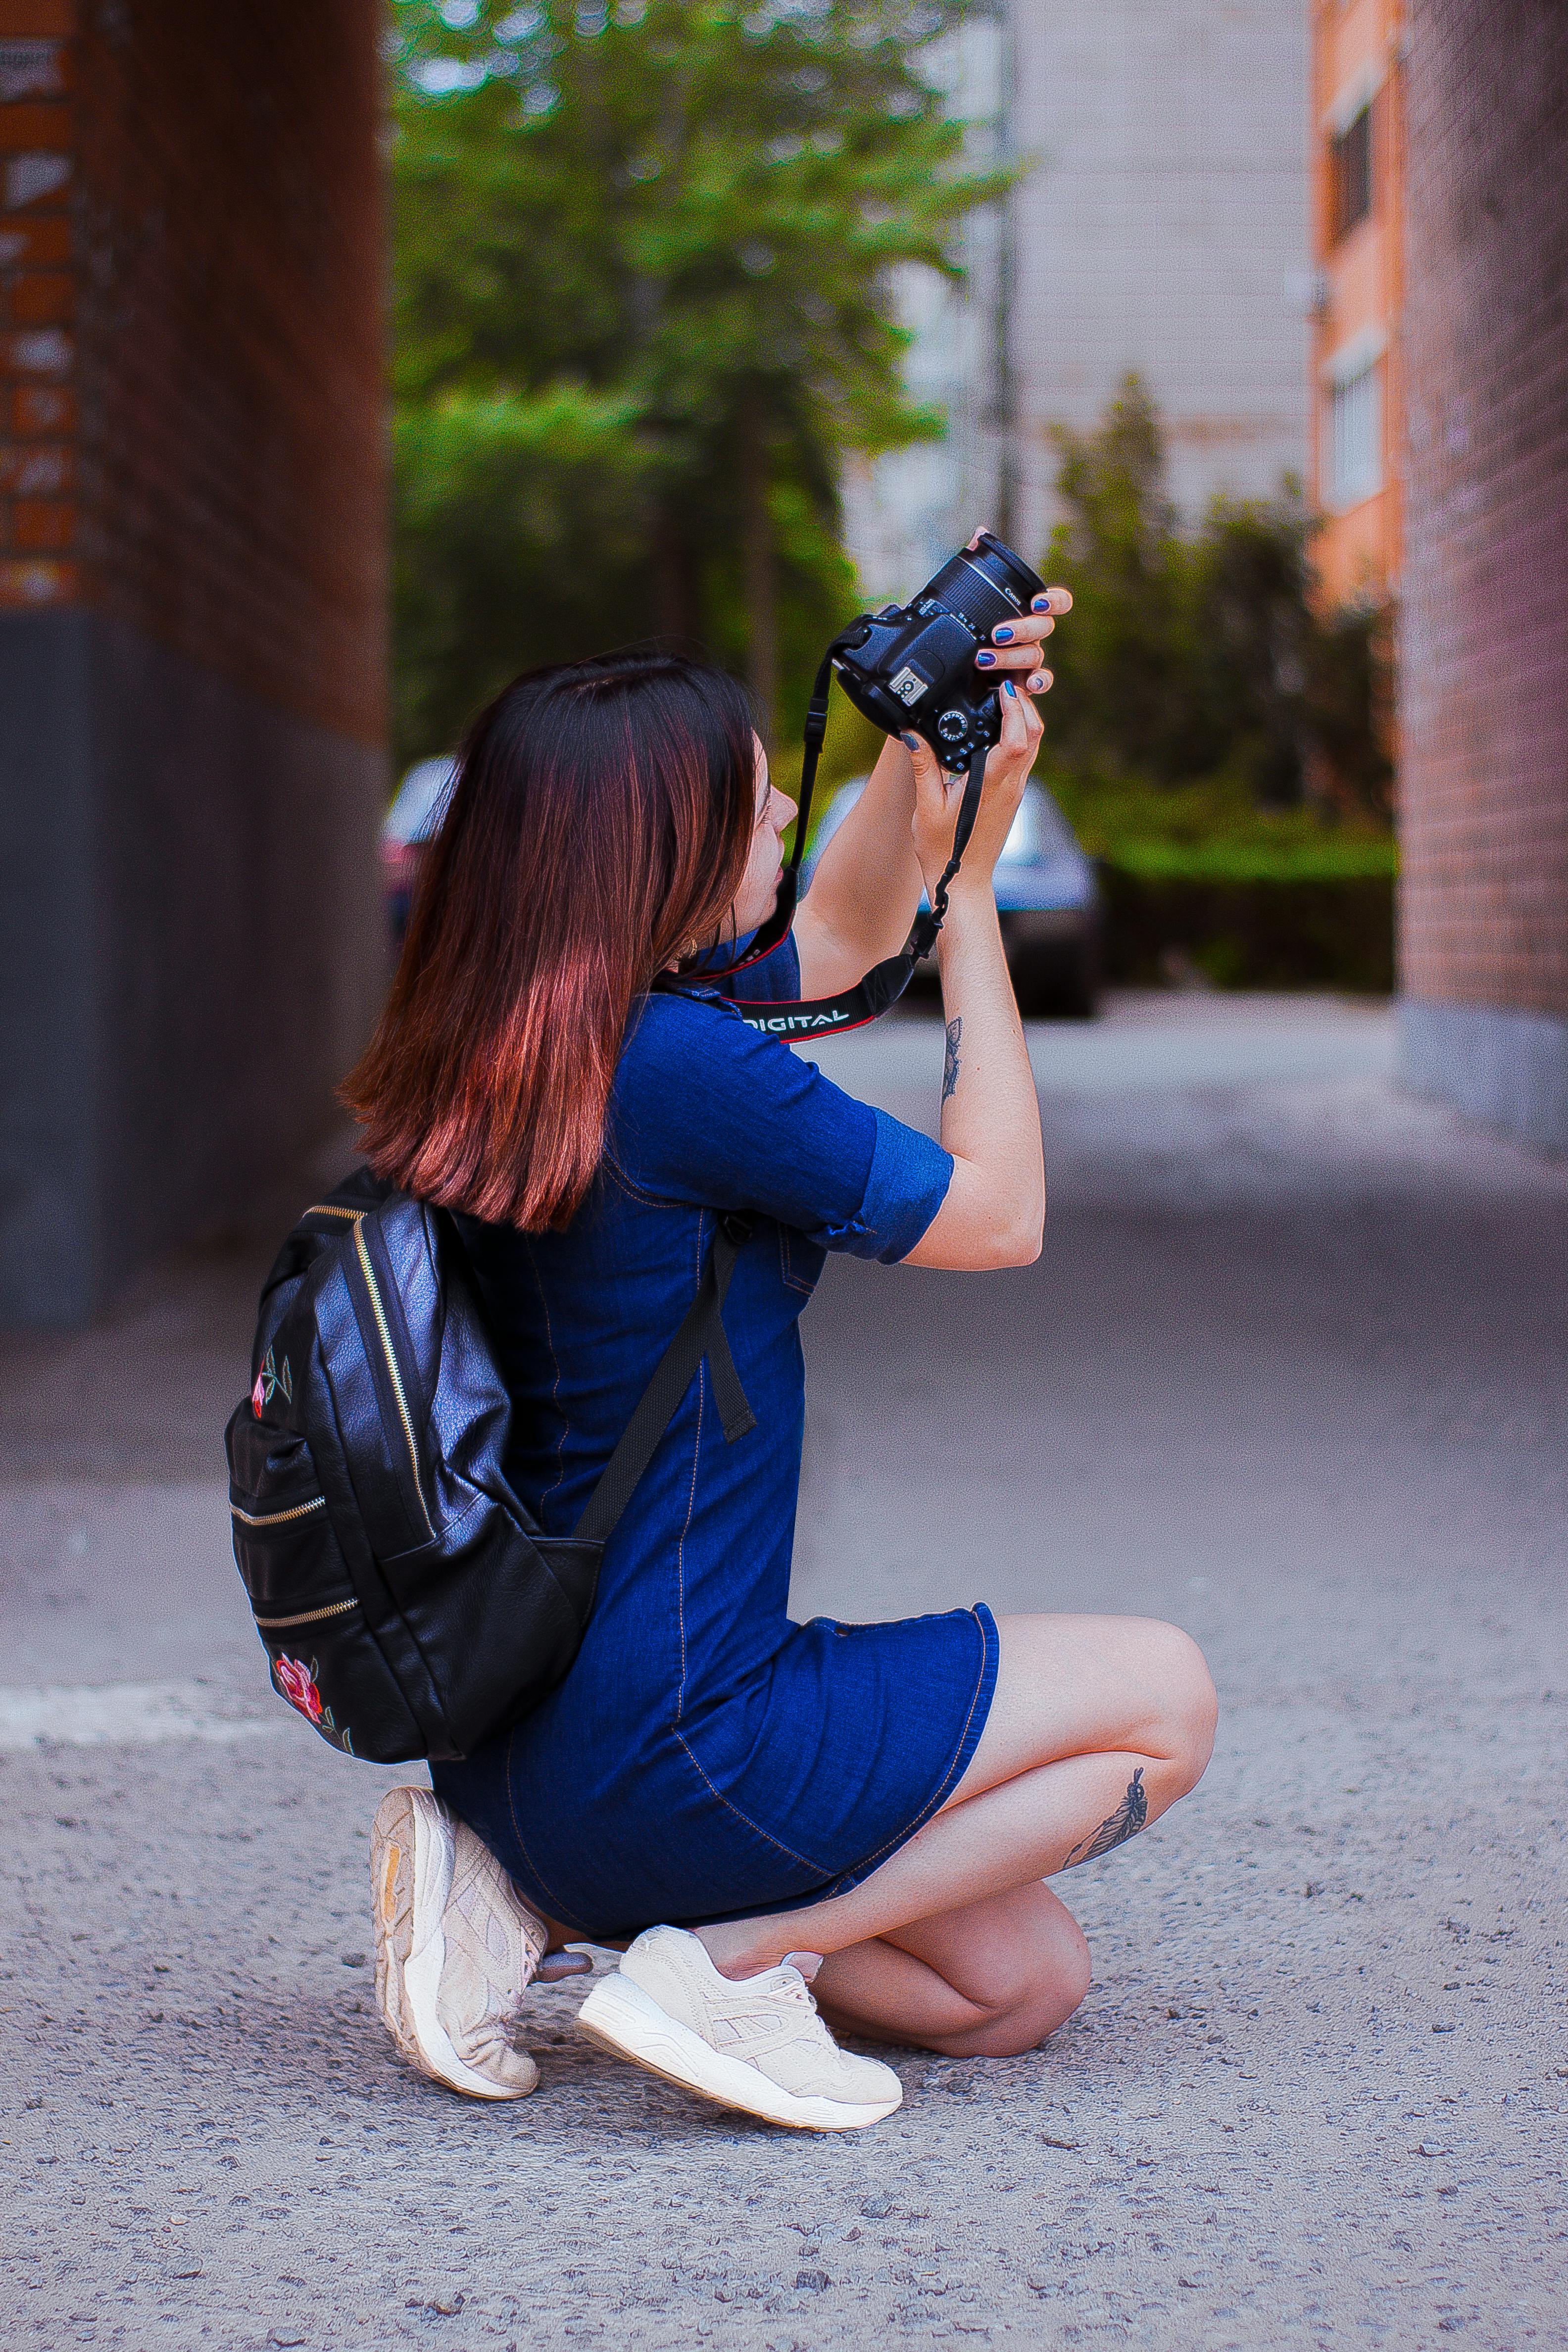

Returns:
370,1786,533,2102
575,1970,902,2132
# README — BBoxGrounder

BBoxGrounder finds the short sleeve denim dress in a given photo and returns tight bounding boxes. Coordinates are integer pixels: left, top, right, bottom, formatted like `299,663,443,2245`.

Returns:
433,936,999,1941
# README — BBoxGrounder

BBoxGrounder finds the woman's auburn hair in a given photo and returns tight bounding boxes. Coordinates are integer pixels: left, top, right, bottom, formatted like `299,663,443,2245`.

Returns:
342,653,758,1232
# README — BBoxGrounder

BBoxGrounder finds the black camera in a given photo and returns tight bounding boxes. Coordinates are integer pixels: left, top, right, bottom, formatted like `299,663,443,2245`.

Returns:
829,531,1048,770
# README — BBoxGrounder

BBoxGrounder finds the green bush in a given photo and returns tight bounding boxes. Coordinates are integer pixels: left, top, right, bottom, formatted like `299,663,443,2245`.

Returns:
1030,382,1397,993
1096,870,1394,995
1104,838,1395,884
1041,376,1394,829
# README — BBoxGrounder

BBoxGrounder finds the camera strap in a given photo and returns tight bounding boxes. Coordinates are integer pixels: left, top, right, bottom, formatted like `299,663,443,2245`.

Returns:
729,742,985,1037
658,644,987,1038
733,631,988,1033
716,639,847,975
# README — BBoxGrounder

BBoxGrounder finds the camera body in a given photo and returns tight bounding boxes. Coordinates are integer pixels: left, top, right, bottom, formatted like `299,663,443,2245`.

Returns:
831,532,1048,769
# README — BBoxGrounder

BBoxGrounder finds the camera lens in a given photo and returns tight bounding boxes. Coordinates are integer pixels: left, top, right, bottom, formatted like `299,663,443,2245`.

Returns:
919,535,1045,639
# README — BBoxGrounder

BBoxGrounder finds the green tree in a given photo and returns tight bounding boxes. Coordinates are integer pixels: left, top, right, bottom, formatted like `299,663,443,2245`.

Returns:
1188,492,1315,810
393,385,652,765
391,0,1005,762
1042,373,1392,822
1040,376,1196,782
1303,597,1394,826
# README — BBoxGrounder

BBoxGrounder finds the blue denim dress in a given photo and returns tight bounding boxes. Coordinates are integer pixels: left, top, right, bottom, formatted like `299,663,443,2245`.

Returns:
434,936,999,1939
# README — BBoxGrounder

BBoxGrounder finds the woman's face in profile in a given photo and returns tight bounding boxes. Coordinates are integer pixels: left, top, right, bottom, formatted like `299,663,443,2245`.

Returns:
727,739,797,941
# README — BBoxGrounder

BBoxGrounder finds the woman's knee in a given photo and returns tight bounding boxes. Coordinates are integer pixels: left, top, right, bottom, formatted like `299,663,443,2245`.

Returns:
961,1932,1091,2056
934,1897,1092,2057
1135,1619,1217,1793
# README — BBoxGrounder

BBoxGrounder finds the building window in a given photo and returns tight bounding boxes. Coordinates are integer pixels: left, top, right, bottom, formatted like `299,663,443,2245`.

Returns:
1328,358,1382,508
1330,101,1373,242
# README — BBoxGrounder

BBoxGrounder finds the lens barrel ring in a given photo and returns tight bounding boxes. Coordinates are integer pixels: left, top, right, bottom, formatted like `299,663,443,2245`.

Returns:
920,536,1047,641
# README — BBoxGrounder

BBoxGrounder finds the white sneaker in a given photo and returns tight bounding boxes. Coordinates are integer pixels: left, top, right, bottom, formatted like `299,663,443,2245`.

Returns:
370,1785,545,2100
576,1923,902,2131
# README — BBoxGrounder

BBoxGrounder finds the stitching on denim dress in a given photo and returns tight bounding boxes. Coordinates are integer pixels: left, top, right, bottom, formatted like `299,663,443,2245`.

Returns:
501,1726,578,1924
672,1209,706,1728
777,1225,819,1297
817,1606,997,1887
600,1156,667,1210
672,1362,704,1728
523,1234,568,1508
672,1731,832,1877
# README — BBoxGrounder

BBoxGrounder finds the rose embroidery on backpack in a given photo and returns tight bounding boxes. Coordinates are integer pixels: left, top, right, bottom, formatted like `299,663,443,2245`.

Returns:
274,1653,322,1720
272,1654,353,1755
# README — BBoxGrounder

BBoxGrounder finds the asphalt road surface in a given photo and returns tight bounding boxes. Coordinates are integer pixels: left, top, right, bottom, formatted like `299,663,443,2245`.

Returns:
3,994,1565,2352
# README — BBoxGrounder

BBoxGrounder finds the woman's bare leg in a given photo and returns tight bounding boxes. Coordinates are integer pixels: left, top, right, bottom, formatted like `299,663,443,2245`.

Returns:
693,1613,1216,2015
813,1880,1092,2057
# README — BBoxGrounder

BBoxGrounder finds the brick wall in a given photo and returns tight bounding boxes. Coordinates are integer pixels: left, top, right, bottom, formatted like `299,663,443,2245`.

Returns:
0,7,76,604
0,0,385,743
1398,0,1568,1025
0,1,388,1322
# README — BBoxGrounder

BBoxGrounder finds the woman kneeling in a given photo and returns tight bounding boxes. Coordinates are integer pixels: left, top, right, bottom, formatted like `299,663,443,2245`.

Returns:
344,627,1216,2130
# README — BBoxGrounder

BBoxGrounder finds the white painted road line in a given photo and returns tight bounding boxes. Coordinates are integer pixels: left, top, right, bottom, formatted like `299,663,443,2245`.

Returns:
0,1681,289,1749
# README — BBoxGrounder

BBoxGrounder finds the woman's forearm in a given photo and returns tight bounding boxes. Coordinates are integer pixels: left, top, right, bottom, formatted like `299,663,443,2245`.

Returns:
792,736,926,997
901,884,1045,1271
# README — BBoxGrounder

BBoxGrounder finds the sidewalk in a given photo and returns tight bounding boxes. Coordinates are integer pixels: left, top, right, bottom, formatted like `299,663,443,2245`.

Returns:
3,995,1565,2350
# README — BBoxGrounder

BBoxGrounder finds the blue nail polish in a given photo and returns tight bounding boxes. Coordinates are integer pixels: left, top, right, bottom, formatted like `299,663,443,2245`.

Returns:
975,650,997,668
1003,679,1017,697
994,625,1015,643
1031,595,1052,611
901,732,920,750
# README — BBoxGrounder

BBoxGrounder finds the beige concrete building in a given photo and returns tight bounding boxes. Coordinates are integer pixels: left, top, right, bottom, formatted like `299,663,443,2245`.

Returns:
845,0,1313,599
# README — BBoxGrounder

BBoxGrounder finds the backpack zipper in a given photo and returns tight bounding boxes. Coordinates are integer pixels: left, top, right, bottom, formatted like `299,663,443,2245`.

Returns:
253,1595,361,1631
310,1201,435,1541
231,1495,327,1528
352,1222,435,1539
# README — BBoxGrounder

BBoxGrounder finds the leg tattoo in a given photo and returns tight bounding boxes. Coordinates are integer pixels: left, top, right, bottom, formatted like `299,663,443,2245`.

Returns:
1064,1767,1148,1867
942,1017,963,1103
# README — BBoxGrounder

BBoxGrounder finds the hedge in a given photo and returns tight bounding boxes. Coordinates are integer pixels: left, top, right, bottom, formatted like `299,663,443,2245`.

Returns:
1097,863,1394,994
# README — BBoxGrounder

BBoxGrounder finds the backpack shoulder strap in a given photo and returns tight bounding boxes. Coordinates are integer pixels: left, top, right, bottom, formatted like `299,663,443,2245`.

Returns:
572,1213,756,1548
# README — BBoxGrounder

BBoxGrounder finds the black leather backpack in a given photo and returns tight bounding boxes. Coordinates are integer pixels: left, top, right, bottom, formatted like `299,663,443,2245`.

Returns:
224,1166,754,1763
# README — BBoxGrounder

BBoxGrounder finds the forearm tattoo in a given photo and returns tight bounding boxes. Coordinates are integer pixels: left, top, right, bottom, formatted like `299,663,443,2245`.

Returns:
942,1017,963,1103
1064,1767,1148,1867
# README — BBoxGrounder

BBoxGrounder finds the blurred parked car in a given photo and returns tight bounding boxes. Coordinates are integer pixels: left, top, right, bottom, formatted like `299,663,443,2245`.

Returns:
382,755,456,945
803,774,1100,1018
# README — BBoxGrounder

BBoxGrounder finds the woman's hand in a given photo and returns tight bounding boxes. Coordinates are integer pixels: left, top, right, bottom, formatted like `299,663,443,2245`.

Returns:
792,539,1070,1000
904,542,1069,897
905,671,1047,902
